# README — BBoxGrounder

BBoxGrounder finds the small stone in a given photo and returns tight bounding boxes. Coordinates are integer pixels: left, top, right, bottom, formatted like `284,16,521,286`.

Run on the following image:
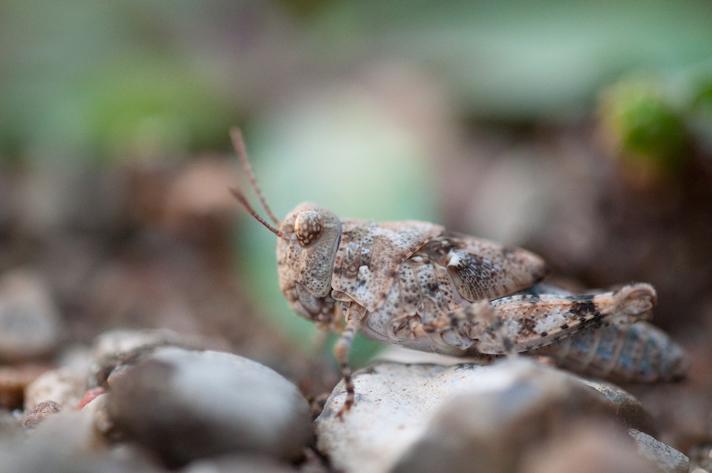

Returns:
0,271,61,362
689,444,712,471
56,345,94,377
317,358,653,473
0,411,162,473
522,422,657,473
577,377,657,434
24,368,86,410
22,400,61,429
0,409,21,441
182,455,297,473
26,401,115,455
629,429,690,473
90,329,212,387
107,347,311,466
0,364,49,409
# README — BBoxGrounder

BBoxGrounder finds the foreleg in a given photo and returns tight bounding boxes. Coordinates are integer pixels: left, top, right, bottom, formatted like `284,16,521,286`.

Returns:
333,303,363,418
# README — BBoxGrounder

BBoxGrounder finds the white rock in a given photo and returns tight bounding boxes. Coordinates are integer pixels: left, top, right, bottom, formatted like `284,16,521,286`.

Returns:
316,359,530,473
317,358,651,473
24,368,86,410
629,429,689,473
375,345,486,366
0,409,161,473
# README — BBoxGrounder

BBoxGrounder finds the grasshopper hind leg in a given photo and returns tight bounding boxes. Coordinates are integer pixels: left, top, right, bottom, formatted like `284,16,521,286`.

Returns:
460,283,657,355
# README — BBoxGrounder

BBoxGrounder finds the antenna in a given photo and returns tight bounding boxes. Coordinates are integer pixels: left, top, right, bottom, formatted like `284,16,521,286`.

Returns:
230,128,280,226
230,187,286,239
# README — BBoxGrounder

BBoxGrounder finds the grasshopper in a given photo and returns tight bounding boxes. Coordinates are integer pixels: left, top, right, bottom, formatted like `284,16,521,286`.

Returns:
229,129,688,417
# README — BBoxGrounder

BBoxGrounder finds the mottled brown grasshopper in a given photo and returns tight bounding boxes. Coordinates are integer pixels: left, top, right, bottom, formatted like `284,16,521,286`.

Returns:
229,129,688,417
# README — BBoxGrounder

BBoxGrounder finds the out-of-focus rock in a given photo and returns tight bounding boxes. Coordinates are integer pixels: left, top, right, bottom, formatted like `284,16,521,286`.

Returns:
631,367,712,449
182,455,297,473
161,158,240,242
22,400,62,429
24,368,86,410
89,329,213,387
376,347,654,434
0,364,49,409
0,410,162,472
689,444,712,472
317,358,653,473
0,448,160,473
375,345,488,366
55,345,94,381
0,408,116,471
465,151,561,246
0,271,61,362
0,408,21,441
522,422,658,473
106,347,311,466
629,429,690,473
29,406,106,451
578,377,657,434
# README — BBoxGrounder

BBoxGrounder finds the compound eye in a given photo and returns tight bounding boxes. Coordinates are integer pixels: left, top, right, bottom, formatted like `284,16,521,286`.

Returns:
294,210,322,247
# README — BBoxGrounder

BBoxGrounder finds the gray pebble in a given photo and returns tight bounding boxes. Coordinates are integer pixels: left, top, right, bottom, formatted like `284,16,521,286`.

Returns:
89,329,213,387
107,347,311,466
576,377,657,434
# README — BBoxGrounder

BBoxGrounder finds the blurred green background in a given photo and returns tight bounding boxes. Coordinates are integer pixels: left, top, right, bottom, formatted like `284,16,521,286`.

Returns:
2,0,712,366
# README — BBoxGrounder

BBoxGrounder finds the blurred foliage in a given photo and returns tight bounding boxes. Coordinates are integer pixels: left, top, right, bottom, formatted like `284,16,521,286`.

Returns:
686,64,712,150
4,0,712,163
308,0,712,120
600,79,687,174
692,78,712,113
0,1,235,163
78,59,236,161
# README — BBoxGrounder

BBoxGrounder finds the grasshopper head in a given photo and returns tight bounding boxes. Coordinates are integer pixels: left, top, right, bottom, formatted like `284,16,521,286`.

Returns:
277,203,342,298
228,129,341,321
